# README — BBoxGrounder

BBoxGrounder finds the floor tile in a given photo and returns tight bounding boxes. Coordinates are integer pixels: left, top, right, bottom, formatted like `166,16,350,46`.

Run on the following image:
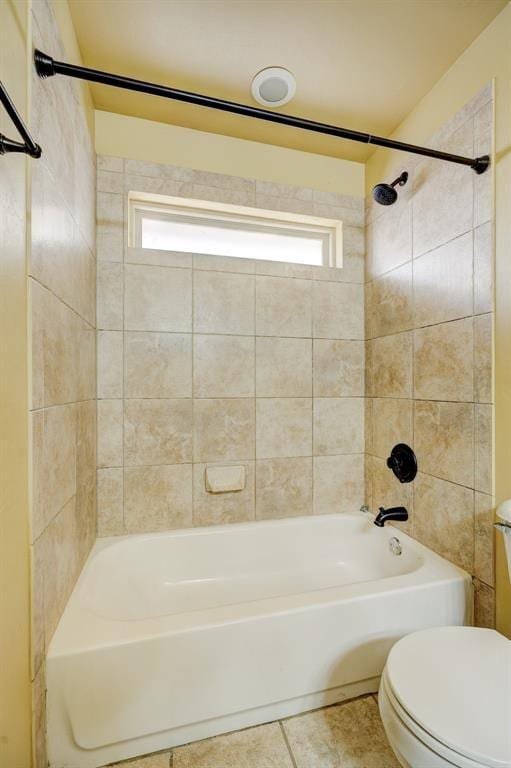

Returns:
283,698,400,768
108,750,171,767
173,722,294,768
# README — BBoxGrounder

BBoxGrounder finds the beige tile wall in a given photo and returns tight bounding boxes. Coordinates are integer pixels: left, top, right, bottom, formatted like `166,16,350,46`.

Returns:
96,158,366,534
29,2,96,765
365,84,495,628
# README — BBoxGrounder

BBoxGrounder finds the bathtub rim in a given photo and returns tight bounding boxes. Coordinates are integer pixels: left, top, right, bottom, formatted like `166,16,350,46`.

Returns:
47,512,472,658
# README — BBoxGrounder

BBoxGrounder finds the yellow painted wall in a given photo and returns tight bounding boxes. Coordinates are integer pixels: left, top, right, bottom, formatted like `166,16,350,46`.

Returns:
0,0,33,764
366,2,511,636
95,110,365,197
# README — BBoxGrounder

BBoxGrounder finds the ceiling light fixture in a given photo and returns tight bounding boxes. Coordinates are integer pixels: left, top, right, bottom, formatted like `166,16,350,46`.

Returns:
251,67,296,108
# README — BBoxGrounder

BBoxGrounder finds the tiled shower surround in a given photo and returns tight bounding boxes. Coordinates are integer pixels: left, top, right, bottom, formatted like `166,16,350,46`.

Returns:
365,84,495,628
96,161,366,533
95,86,495,632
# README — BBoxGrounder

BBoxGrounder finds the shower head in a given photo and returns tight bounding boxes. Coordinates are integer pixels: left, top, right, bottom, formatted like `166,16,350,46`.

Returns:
372,171,408,206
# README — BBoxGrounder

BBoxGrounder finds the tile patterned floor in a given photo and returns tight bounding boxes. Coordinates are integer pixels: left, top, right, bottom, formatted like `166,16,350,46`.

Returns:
108,695,400,768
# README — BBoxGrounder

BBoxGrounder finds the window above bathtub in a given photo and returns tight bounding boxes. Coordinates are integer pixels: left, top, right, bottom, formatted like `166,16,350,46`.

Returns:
128,194,343,268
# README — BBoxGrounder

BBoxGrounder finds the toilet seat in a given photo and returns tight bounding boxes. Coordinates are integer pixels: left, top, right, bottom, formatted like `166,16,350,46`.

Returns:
381,627,511,768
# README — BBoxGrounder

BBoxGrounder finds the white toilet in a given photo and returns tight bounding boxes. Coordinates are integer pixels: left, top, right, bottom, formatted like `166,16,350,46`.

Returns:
379,503,511,768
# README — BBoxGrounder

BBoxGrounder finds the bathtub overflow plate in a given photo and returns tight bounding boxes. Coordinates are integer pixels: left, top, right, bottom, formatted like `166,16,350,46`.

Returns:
389,537,402,556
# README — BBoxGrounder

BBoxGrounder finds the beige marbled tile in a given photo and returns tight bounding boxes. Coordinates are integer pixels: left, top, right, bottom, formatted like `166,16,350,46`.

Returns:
364,281,372,339
313,203,363,228
32,664,47,768
364,340,374,397
313,339,364,397
256,275,311,337
30,279,45,410
194,335,255,398
75,400,97,551
474,222,492,315
192,183,255,208
364,455,374,512
127,246,192,269
107,751,171,767
413,473,474,572
194,270,255,335
31,160,95,325
474,313,492,403
97,154,123,173
97,261,123,330
96,191,123,262
124,174,194,198
194,398,255,462
371,262,413,337
371,332,412,398
474,580,495,629
475,404,492,494
125,332,192,398
31,405,76,542
313,454,364,515
256,398,312,459
365,397,373,455
31,540,45,678
97,399,123,468
124,399,192,466
125,264,192,332
124,465,192,533
98,331,123,399
255,179,313,201
342,225,365,272
414,401,474,487
97,169,123,193
372,398,413,461
173,722,293,768
193,252,255,274
256,192,312,215
256,457,312,519
41,496,83,645
193,461,255,526
31,280,95,408
283,696,400,768
413,232,473,327
193,168,255,193
312,281,364,340
474,492,495,587
313,398,364,456
257,337,312,397
371,456,413,534
97,468,124,536
413,318,473,402
124,158,193,180
255,259,315,281
474,101,492,228
412,120,473,258
366,192,412,279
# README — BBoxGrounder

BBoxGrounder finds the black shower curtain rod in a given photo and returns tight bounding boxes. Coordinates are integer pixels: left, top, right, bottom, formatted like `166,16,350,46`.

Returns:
34,50,489,174
0,80,42,158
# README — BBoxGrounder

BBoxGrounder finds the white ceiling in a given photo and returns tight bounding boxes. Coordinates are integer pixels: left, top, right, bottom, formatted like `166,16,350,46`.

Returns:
68,0,506,162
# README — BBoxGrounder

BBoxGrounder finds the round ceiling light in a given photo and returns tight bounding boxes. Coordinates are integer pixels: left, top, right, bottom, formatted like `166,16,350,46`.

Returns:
251,67,296,108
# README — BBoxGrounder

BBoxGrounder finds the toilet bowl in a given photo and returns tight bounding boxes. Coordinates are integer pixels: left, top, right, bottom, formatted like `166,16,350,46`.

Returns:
378,626,511,768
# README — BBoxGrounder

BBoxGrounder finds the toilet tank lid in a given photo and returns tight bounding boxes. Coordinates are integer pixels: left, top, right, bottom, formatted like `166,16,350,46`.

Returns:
497,499,511,524
385,627,511,768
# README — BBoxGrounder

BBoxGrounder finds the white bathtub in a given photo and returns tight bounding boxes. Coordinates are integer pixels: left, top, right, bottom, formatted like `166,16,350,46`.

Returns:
47,513,471,767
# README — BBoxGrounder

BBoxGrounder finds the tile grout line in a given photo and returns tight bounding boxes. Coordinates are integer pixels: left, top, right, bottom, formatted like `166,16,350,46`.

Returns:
279,721,299,768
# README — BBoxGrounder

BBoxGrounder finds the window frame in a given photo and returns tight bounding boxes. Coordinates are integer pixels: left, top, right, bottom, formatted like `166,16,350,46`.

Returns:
128,192,343,269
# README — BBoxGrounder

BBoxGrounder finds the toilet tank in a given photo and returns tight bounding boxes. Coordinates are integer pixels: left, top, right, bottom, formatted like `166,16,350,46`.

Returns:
496,500,511,581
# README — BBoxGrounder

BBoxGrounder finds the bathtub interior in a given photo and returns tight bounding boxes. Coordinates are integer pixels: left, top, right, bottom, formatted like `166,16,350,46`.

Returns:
79,514,424,621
